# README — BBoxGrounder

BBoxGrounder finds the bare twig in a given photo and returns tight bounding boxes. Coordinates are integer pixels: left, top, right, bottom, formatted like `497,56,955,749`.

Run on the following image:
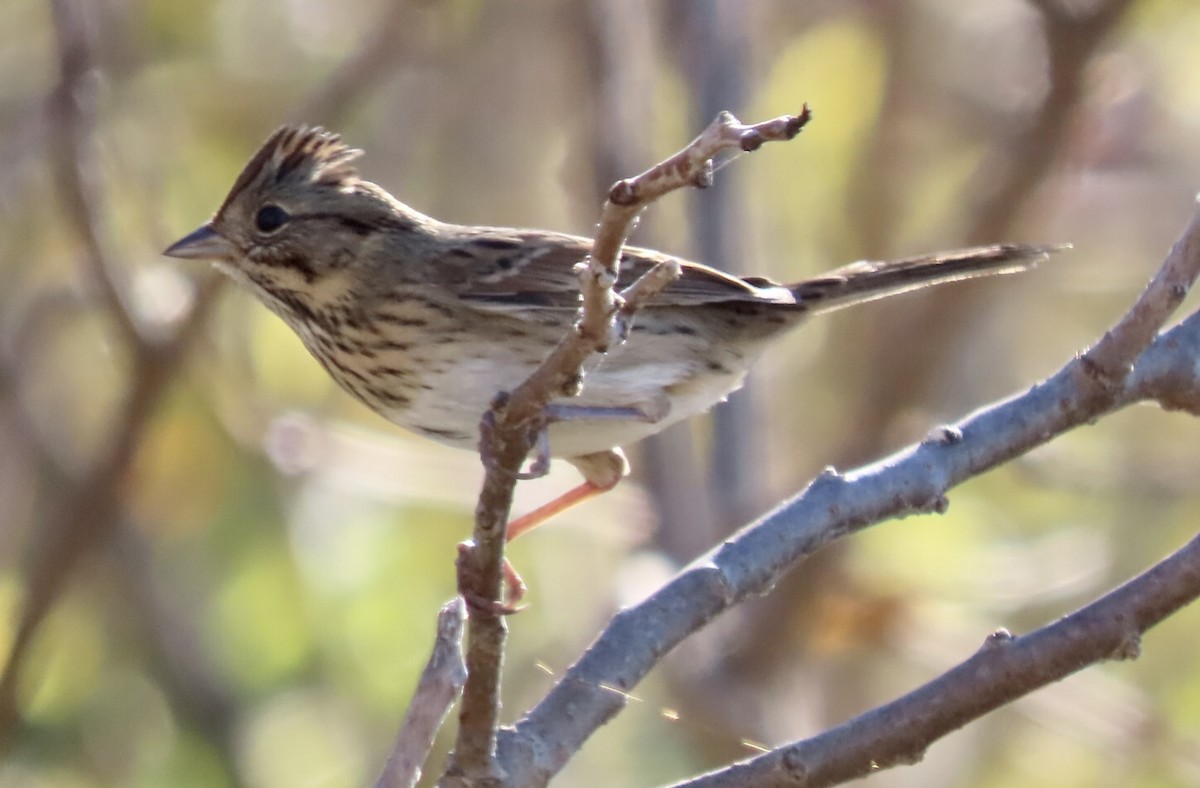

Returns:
0,277,221,746
487,208,1200,785
673,528,1200,787
724,0,1134,750
447,108,813,781
1080,208,1200,385
49,0,144,352
375,599,467,788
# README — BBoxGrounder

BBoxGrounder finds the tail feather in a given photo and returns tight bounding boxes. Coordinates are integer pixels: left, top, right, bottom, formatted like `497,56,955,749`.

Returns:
790,243,1066,314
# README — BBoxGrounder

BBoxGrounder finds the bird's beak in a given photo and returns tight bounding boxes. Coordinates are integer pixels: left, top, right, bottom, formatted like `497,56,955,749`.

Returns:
163,223,235,261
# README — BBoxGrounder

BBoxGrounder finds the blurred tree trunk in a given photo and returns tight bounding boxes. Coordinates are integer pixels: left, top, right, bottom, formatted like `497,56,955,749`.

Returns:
581,0,720,560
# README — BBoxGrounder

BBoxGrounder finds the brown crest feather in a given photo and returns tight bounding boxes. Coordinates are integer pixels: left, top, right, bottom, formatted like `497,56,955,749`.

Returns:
217,125,364,216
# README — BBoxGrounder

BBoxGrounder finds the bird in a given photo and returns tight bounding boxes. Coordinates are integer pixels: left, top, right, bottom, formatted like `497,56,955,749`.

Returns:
165,124,1056,540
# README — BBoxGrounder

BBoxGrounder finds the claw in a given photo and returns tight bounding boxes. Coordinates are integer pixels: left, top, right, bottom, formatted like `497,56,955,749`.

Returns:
456,541,529,616
516,427,552,480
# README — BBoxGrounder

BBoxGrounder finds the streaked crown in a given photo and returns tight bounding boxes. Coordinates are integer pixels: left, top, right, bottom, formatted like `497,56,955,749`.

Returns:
217,125,364,216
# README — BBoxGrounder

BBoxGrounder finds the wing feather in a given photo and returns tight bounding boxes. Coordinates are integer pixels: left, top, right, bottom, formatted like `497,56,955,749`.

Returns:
434,228,795,313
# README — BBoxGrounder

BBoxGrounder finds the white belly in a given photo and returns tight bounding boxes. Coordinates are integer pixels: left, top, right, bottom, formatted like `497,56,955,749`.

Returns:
390,342,752,460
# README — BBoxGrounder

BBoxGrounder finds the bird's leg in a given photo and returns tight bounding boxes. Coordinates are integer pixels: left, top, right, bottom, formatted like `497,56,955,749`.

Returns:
511,400,662,482
471,467,615,614
505,475,619,542
505,399,671,544
506,398,668,540
483,400,667,611
461,425,626,614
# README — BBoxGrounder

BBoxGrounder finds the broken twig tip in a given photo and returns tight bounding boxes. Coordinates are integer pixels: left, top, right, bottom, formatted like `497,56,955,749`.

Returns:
793,104,813,132
609,178,637,206
982,628,1015,650
561,371,585,397
740,130,764,152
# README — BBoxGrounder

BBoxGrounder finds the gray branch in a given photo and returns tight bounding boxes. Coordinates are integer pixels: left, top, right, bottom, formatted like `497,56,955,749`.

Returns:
674,524,1200,787
376,599,467,788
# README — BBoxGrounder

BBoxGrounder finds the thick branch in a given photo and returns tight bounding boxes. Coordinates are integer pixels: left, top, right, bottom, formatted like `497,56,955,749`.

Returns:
675,527,1200,786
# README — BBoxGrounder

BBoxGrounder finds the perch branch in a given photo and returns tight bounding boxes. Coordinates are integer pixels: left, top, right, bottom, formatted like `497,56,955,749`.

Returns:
447,107,813,781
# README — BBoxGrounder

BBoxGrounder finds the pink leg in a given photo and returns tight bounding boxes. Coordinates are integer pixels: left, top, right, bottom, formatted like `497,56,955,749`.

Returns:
505,478,617,541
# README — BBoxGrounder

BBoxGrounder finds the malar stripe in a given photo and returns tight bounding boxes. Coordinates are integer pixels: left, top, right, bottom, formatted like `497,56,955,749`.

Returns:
250,253,319,284
272,290,320,324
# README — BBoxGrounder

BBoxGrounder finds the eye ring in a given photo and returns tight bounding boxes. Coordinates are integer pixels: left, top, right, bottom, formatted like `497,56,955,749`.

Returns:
255,204,290,234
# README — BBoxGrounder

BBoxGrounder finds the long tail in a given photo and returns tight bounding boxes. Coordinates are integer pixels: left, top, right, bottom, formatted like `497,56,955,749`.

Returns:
790,243,1065,314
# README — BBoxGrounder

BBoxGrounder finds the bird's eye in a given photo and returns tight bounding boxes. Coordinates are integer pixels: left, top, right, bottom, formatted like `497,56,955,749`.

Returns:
255,204,290,233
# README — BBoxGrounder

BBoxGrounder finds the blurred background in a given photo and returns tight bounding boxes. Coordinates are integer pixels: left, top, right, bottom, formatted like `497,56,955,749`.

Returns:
4,0,1200,785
